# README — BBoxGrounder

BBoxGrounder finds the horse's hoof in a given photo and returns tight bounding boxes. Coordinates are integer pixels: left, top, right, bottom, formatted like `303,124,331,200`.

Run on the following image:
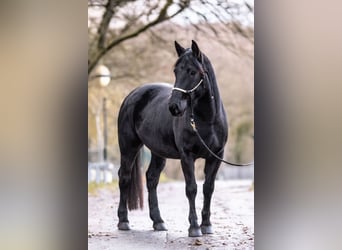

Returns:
201,225,213,234
118,222,130,230
188,227,202,237
153,222,168,231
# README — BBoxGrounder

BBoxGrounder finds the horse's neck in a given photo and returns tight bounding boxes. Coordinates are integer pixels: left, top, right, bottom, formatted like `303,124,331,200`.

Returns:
193,58,223,123
193,79,222,123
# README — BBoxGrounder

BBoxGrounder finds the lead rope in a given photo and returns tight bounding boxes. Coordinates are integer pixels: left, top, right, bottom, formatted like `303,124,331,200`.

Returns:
189,96,254,167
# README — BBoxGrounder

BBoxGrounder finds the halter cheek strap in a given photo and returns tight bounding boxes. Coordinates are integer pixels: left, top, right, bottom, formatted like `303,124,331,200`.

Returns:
172,79,203,94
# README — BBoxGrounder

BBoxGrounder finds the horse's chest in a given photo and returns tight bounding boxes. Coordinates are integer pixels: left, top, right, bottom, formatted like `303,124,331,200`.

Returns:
183,127,225,157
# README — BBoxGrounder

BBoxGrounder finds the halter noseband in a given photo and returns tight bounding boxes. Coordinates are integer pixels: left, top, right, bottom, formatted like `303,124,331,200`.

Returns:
172,78,203,94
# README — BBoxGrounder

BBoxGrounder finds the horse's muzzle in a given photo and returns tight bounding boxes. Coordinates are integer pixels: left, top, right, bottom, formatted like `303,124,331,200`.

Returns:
169,90,187,117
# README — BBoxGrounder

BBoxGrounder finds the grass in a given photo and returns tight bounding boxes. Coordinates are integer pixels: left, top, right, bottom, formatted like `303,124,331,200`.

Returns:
248,181,254,191
159,172,171,183
88,172,173,196
88,181,118,196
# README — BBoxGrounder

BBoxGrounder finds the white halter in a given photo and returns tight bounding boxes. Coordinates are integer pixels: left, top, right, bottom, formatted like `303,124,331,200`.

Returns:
172,79,203,94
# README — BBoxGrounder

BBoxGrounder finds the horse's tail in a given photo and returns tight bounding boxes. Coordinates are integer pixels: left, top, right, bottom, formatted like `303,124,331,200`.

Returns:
127,150,144,210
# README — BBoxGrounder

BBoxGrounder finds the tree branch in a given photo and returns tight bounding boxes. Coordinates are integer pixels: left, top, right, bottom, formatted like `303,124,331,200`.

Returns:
89,0,189,74
97,0,116,50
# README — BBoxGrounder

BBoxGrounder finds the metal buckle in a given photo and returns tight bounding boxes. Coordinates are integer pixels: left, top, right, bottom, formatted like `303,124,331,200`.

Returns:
190,118,196,131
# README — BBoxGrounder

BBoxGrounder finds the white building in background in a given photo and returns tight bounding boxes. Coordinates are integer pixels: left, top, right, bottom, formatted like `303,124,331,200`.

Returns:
217,164,254,180
88,162,119,183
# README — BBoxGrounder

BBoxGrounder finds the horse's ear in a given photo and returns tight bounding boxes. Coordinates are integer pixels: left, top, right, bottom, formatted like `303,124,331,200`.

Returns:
175,41,185,57
191,40,202,62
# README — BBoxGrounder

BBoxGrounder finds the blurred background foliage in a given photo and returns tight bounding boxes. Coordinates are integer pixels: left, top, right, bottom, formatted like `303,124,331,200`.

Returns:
88,0,254,179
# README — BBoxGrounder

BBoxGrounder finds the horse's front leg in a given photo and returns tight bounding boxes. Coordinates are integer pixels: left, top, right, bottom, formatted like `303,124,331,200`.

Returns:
201,154,222,234
180,154,202,237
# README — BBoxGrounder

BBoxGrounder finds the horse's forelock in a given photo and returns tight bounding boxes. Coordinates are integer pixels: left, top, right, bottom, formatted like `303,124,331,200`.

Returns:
174,50,206,73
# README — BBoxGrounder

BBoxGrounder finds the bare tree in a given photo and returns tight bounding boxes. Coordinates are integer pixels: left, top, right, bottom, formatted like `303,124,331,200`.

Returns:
88,0,254,76
88,1,254,166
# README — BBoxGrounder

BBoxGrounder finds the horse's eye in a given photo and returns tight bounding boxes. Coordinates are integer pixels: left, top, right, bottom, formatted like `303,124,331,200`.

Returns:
190,70,196,76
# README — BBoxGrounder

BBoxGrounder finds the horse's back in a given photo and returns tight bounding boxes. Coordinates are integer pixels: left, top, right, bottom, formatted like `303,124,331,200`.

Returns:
118,83,179,158
118,83,172,121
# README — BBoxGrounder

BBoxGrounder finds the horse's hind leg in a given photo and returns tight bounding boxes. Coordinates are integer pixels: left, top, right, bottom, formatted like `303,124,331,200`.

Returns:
117,142,142,230
200,155,222,234
146,153,167,231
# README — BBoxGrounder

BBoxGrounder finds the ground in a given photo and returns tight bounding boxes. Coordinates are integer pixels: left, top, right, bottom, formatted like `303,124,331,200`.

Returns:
88,180,254,249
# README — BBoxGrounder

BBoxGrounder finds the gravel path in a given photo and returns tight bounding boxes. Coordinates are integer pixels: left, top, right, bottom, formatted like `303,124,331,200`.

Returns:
88,180,254,249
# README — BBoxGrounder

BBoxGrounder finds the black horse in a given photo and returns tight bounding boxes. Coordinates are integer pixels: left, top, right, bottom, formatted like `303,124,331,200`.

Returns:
117,40,228,237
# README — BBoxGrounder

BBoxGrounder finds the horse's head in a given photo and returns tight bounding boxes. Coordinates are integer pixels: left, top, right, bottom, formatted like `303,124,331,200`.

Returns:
169,40,207,117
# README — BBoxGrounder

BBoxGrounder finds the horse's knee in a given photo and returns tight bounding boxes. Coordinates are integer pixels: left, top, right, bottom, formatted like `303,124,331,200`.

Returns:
146,179,158,191
203,182,214,196
186,183,197,198
146,165,163,190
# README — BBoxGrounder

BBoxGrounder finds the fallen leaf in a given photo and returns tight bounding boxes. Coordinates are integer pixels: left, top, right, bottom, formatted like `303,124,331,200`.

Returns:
194,239,203,246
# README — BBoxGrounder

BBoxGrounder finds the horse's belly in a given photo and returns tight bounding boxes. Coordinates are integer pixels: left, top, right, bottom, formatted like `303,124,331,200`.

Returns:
136,118,180,159
146,144,180,159
139,132,180,159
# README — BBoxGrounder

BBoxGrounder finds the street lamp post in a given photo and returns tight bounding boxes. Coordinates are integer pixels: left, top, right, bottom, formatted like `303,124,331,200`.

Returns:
102,97,107,162
89,65,112,183
96,65,111,163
